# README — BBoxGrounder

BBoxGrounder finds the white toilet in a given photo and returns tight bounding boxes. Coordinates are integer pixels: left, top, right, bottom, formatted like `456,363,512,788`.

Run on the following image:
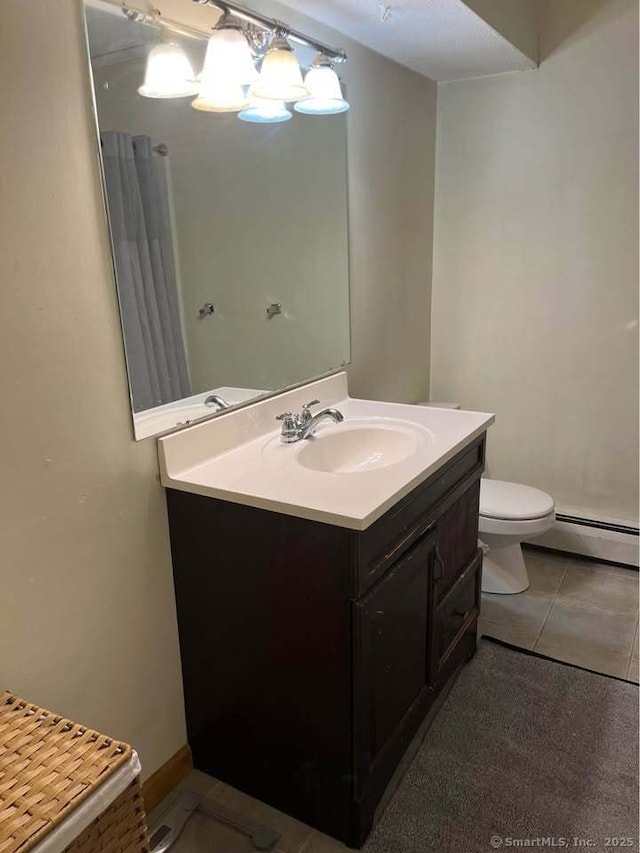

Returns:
479,479,555,594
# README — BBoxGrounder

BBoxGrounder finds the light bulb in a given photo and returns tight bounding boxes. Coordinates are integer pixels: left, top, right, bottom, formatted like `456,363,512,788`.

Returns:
252,35,308,102
192,76,249,112
138,43,199,99
294,58,349,115
199,27,258,86
238,96,292,123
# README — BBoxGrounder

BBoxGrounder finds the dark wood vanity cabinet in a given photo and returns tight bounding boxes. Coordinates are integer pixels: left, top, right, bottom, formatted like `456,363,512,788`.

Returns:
166,433,486,847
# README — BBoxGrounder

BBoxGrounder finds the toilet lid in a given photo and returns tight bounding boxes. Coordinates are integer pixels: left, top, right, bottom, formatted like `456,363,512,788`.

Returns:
479,479,555,521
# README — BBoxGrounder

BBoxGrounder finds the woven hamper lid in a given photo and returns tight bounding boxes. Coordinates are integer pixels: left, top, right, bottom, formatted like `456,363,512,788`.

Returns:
0,692,132,853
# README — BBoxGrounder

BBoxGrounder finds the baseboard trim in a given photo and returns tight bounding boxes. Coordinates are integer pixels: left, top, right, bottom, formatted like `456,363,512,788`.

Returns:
555,514,639,536
142,744,193,814
526,516,639,568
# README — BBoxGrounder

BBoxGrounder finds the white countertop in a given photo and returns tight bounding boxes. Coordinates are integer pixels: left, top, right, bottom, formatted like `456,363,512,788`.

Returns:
158,373,495,531
134,385,267,439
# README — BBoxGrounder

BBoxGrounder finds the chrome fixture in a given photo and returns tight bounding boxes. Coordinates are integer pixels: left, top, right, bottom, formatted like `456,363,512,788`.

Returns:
119,0,348,114
299,407,344,439
204,394,231,408
266,302,283,318
276,400,344,443
300,399,320,424
194,0,347,64
118,0,348,61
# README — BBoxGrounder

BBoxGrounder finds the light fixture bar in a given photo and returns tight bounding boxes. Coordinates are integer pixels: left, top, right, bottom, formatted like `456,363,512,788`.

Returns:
194,0,347,63
104,0,208,42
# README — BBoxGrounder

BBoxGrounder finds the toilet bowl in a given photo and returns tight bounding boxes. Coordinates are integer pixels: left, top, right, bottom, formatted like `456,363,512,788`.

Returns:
479,479,555,594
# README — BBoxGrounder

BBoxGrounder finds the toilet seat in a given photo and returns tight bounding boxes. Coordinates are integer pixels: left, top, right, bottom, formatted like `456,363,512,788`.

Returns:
479,479,555,521
479,512,555,538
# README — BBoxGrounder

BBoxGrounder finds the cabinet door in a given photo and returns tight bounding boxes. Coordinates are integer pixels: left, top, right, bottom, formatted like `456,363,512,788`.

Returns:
354,527,436,788
433,481,480,600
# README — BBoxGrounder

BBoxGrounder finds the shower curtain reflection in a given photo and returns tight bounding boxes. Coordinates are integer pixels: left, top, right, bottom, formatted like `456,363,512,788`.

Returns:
101,132,191,412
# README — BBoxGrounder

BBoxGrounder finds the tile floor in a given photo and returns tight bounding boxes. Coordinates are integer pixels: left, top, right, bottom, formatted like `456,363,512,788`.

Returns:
147,769,350,853
479,546,639,682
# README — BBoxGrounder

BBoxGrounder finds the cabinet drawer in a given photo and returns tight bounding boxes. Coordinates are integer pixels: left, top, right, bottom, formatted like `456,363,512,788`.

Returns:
430,548,482,681
353,436,485,596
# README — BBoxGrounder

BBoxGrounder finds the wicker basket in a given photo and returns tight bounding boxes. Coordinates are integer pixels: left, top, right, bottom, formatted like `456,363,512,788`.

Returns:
0,692,149,853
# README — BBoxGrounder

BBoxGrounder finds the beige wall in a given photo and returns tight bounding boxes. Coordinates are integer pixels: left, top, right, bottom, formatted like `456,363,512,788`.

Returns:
1,0,436,778
0,0,187,776
431,0,639,524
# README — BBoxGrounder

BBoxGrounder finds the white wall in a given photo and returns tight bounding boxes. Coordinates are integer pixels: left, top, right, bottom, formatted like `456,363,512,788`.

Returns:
431,0,639,524
1,0,436,779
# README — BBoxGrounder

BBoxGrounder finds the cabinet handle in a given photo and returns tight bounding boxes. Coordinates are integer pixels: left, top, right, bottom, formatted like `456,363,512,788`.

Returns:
383,519,434,566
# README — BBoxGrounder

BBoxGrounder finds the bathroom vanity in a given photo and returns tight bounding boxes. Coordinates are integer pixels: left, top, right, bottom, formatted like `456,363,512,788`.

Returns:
159,373,494,847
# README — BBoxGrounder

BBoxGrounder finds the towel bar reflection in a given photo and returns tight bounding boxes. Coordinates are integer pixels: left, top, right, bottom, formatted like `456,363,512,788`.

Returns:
266,303,283,318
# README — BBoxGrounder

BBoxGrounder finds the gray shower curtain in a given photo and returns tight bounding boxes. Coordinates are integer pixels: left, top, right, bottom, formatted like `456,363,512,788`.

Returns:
101,131,191,412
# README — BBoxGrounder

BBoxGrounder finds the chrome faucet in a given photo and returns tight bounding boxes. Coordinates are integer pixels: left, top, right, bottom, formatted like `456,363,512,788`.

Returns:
204,394,231,410
276,400,344,443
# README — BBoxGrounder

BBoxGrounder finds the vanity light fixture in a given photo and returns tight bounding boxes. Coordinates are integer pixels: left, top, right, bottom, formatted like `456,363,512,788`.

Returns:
192,14,256,111
238,95,292,123
252,33,309,102
194,0,347,66
198,17,258,86
294,53,350,115
129,0,350,113
192,77,249,111
138,42,199,99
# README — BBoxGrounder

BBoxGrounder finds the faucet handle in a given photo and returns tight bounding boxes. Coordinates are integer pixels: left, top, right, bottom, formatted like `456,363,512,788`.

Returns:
300,399,320,423
276,411,297,427
276,412,300,443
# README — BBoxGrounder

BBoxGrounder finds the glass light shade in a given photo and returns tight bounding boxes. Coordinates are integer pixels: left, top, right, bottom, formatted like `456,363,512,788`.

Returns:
192,77,249,112
238,97,292,123
138,43,199,99
252,37,308,102
199,28,258,86
294,65,349,115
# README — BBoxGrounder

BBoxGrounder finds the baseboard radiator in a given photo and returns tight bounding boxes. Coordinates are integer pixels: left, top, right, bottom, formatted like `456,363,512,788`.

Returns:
527,514,639,568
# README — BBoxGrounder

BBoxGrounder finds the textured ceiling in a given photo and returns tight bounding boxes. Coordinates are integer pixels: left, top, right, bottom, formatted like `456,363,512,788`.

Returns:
274,0,537,81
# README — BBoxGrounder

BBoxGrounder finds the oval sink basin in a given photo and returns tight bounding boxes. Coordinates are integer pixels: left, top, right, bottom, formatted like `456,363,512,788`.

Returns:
296,425,423,474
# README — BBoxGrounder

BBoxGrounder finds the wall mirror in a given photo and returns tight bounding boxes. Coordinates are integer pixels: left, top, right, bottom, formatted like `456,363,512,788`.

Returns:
83,0,350,439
